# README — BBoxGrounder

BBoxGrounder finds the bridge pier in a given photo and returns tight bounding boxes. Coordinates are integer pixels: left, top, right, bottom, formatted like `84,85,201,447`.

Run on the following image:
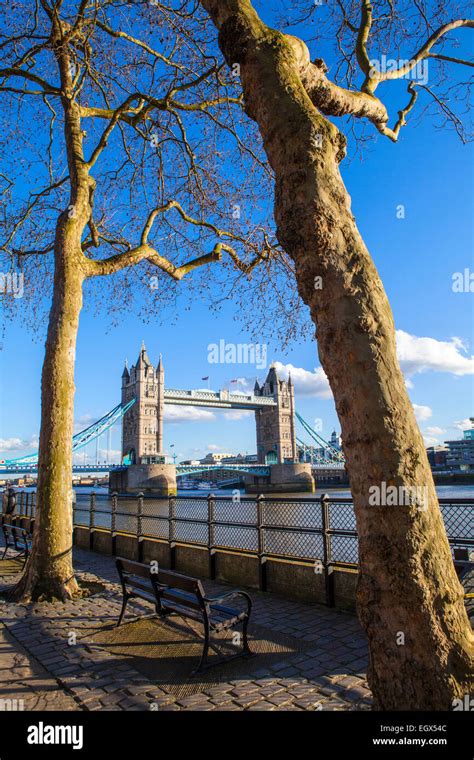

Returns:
245,463,315,494
109,464,177,496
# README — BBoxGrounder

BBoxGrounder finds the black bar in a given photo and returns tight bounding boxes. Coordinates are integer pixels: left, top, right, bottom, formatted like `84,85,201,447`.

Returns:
208,493,216,579
169,496,176,570
321,494,335,607
257,495,267,592
89,492,95,551
137,492,144,563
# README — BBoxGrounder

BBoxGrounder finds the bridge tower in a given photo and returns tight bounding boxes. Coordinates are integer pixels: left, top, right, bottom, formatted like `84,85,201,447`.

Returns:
121,343,165,463
254,366,297,464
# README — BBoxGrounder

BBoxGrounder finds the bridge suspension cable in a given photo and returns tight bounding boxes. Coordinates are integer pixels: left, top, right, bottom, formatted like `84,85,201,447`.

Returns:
295,412,345,464
2,399,136,466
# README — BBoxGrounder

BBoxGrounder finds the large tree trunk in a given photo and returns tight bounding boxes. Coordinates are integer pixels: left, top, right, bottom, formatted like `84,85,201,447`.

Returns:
10,25,94,602
12,217,85,601
201,0,474,709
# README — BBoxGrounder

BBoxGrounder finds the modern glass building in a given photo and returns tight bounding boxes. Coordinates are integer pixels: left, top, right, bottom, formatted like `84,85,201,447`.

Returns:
444,418,474,472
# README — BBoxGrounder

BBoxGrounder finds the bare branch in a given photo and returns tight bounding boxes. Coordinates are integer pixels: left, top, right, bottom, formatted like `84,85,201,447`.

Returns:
0,67,60,95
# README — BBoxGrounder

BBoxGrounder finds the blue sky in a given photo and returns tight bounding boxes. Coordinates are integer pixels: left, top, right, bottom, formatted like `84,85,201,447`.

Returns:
0,3,473,464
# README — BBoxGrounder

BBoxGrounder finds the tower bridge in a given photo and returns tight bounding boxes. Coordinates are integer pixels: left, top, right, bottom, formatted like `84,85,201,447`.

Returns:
120,343,298,468
1,343,346,491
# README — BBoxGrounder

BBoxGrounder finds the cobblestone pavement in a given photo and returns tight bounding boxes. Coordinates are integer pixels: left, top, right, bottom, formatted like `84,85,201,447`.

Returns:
0,544,372,712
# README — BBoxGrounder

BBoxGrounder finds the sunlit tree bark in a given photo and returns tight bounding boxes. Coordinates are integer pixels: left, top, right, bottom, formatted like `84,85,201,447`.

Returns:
200,0,474,709
1,0,274,601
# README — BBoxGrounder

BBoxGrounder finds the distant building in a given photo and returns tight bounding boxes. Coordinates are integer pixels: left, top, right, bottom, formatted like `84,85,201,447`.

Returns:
444,418,474,472
200,452,233,464
329,430,342,450
221,453,258,465
426,445,448,469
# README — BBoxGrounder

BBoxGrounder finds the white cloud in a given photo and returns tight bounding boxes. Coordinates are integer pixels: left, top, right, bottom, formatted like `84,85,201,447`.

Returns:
164,405,215,423
73,448,121,464
0,437,25,452
396,330,474,376
0,435,38,453
207,444,220,451
222,410,253,420
229,377,253,393
421,425,448,447
273,362,332,399
413,404,432,422
424,426,446,436
73,414,95,433
452,418,472,432
423,434,441,447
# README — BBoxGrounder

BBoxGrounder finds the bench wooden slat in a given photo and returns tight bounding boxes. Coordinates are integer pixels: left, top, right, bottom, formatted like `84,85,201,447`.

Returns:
154,568,204,595
117,558,151,580
159,587,203,612
114,557,253,673
124,576,154,594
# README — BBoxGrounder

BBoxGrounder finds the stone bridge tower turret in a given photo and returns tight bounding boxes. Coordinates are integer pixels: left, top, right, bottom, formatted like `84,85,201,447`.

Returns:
254,365,297,464
121,343,165,463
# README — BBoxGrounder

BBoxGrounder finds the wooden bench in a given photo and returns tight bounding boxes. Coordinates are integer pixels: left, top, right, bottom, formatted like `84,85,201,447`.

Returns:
1,524,32,566
115,557,254,673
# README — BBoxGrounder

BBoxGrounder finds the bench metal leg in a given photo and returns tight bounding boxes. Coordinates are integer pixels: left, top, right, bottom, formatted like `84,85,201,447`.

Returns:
193,621,210,674
117,593,129,627
242,616,253,656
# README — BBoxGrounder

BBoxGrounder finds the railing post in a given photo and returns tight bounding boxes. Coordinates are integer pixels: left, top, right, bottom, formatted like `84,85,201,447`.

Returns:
137,492,144,562
89,492,96,551
111,492,118,556
208,493,216,579
169,495,176,569
257,494,267,592
321,493,335,607
72,491,76,535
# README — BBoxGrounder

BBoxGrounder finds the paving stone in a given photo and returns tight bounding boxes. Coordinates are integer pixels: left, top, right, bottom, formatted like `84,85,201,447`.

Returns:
0,541,372,713
247,701,276,711
233,694,263,708
266,694,294,706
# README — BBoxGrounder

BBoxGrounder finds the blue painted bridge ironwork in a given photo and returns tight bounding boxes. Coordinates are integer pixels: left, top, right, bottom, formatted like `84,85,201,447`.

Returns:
1,395,345,475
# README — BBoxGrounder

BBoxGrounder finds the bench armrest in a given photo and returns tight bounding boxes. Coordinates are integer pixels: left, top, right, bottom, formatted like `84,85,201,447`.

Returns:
203,590,252,612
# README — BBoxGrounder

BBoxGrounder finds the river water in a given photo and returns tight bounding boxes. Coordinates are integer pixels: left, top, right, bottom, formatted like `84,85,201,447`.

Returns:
7,484,473,565
8,484,474,499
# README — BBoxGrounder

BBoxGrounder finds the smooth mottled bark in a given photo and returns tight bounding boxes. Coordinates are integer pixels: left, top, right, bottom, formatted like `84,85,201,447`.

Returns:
201,0,474,710
11,22,94,601
13,218,86,601
8,5,263,601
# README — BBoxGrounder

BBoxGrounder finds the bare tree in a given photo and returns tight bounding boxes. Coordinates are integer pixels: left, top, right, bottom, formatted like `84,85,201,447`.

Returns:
197,0,474,709
0,0,279,601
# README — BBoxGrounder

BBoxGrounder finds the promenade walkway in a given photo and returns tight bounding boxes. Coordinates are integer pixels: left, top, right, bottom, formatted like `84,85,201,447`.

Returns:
0,543,371,711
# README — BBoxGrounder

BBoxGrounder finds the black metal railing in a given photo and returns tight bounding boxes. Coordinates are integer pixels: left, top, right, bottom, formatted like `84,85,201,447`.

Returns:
9,491,474,606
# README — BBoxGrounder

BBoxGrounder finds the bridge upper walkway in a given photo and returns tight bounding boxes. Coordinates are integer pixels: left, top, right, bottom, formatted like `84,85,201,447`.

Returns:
163,388,276,409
